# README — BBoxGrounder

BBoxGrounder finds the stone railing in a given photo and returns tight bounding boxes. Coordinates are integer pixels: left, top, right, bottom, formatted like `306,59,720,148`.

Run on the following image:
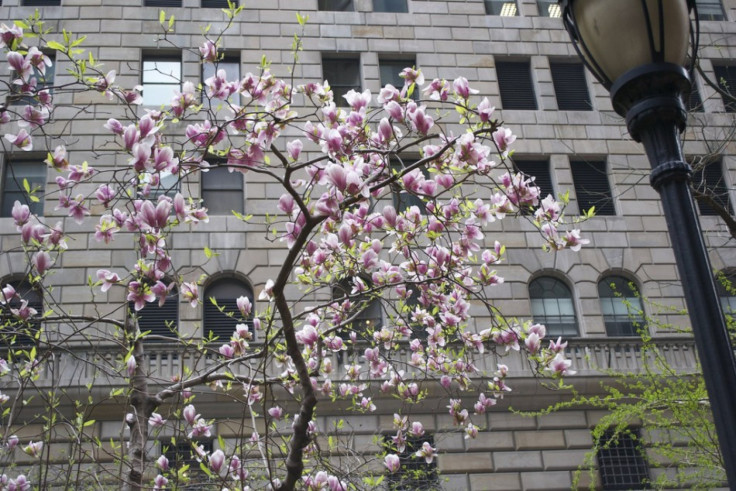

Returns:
16,337,698,390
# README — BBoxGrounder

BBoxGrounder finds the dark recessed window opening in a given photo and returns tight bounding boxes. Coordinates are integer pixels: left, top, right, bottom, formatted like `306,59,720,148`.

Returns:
692,158,732,216
322,56,361,106
203,278,254,341
598,276,645,337
571,160,616,216
1,158,46,217
529,276,578,337
550,62,592,110
496,60,537,110
596,428,650,490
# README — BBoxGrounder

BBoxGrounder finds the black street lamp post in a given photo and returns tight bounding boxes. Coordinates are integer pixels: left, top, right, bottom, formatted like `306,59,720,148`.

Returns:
559,0,736,486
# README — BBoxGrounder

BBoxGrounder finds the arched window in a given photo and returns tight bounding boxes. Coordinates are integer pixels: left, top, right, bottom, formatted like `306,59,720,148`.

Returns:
716,270,736,314
598,276,645,337
130,282,179,342
1,279,43,346
203,277,254,341
529,276,578,336
332,278,382,333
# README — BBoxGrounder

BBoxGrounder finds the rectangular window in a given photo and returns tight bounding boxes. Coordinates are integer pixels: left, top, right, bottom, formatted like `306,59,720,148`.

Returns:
597,429,649,490
142,55,181,107
202,55,240,106
550,62,592,110
10,53,55,106
496,60,537,110
537,0,561,17
202,0,238,6
1,158,46,217
373,0,408,13
696,0,725,21
484,0,517,16
692,158,732,216
379,57,416,96
514,159,554,200
163,440,213,483
144,0,182,6
202,165,244,215
318,0,354,10
384,435,439,490
713,65,736,112
322,56,361,106
571,160,615,215
22,0,61,5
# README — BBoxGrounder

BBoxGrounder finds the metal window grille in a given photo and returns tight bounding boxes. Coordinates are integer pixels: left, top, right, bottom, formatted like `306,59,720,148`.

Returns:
484,0,517,16
529,276,578,336
202,0,238,6
130,287,179,341
162,439,213,485
201,165,244,215
514,159,555,201
696,0,725,21
550,62,592,110
692,158,732,216
1,159,46,217
384,435,440,491
598,276,645,337
373,0,408,13
597,429,650,490
322,57,361,106
713,65,736,112
496,60,537,110
22,0,60,5
571,160,616,215
318,0,354,11
537,0,561,17
144,0,182,6
203,278,254,341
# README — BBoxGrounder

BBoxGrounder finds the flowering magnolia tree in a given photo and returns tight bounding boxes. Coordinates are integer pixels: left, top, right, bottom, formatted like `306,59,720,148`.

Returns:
0,8,585,491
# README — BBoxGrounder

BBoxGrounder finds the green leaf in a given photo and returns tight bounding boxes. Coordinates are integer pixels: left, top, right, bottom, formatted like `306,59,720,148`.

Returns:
23,179,31,193
83,419,96,427
168,15,175,30
46,40,66,52
204,246,213,259
159,10,166,24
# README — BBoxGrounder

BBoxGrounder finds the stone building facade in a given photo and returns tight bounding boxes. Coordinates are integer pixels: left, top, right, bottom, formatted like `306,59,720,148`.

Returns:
0,0,734,489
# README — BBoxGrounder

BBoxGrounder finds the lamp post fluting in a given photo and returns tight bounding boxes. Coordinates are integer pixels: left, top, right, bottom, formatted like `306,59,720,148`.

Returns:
559,1,736,486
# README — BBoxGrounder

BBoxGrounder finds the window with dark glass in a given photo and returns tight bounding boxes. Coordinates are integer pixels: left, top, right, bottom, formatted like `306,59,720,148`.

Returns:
571,160,615,216
537,0,560,17
130,283,178,341
144,0,182,6
142,55,181,107
496,60,537,110
514,159,554,201
203,278,254,341
391,156,427,214
162,439,213,483
529,276,578,336
713,65,736,112
322,56,361,106
696,0,725,21
202,0,238,6
484,0,517,16
379,57,417,95
550,62,592,110
384,435,439,491
1,279,42,347
1,158,46,217
596,428,650,490
598,276,645,337
22,0,61,5
202,55,240,106
692,158,732,216
332,278,382,333
373,0,408,13
201,165,244,215
318,0,354,11
10,52,55,105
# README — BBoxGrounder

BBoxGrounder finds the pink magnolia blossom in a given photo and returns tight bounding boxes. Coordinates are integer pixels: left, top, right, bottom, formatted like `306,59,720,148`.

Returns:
183,404,199,425
181,282,199,308
0,24,23,49
97,270,120,293
200,39,218,63
153,475,168,490
4,129,32,151
148,413,166,427
415,441,437,464
156,455,169,471
32,251,51,275
208,449,225,473
125,355,137,377
268,406,284,420
384,454,401,473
